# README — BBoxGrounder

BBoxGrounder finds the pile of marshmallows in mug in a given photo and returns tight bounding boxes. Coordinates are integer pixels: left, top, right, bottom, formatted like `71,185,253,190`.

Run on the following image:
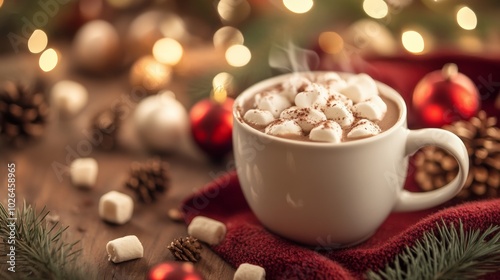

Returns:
69,158,265,280
243,73,388,142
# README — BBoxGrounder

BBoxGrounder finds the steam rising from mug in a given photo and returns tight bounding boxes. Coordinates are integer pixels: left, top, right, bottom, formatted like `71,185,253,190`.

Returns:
269,41,320,73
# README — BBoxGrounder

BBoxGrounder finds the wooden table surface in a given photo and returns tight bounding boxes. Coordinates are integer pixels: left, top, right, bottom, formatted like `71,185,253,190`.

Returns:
0,48,236,279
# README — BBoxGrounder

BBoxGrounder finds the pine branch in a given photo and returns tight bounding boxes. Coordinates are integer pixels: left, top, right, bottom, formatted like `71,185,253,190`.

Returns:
366,220,500,280
0,202,93,280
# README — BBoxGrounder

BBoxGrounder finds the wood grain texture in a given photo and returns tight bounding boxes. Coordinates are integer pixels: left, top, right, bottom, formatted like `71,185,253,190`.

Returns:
0,50,235,279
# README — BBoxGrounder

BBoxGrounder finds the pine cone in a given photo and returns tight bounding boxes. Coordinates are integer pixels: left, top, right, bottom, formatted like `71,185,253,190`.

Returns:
91,105,124,150
415,111,499,199
0,81,49,146
167,236,202,262
125,158,170,203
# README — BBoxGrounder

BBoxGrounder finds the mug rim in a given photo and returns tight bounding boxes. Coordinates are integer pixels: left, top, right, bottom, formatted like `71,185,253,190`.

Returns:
233,71,407,148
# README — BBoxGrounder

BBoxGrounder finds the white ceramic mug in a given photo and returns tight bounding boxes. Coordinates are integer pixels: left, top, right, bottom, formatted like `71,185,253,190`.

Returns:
232,72,469,247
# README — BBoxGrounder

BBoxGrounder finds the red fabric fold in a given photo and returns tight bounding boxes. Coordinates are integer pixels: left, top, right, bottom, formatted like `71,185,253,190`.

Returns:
182,171,500,279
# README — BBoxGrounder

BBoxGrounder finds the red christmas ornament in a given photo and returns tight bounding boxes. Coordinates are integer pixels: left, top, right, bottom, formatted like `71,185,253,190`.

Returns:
147,262,203,280
190,88,234,160
412,63,480,127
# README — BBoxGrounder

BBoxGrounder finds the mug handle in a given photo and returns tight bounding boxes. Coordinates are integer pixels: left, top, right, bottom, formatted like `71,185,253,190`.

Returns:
393,128,469,212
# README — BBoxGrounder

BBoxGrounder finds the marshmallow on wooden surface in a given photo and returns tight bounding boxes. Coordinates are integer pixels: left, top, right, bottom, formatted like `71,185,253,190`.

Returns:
99,191,134,224
280,107,326,133
265,119,303,137
295,85,328,110
347,119,381,139
352,95,387,121
339,73,378,103
51,80,88,116
309,121,343,143
106,235,143,263
187,216,227,245
243,109,275,127
234,263,266,280
323,100,355,127
256,92,291,118
70,158,98,188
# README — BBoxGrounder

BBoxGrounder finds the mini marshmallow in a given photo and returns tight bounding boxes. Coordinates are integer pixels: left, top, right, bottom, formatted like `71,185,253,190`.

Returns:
352,96,387,121
309,121,343,143
70,158,98,188
295,85,328,110
328,92,353,108
265,119,303,137
315,73,348,92
106,235,143,263
51,80,88,116
347,119,381,139
256,92,291,118
281,75,312,102
323,100,355,127
99,191,134,225
234,263,266,280
243,109,275,127
188,216,227,245
280,107,326,133
340,73,378,103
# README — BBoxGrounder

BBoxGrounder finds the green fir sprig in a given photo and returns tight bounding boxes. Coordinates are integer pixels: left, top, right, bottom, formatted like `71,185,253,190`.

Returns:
0,202,91,280
366,221,500,280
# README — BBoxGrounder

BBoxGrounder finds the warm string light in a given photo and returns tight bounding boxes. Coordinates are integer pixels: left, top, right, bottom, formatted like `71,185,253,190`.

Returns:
152,37,183,66
217,0,251,24
402,30,425,54
283,0,313,14
318,32,344,55
39,48,59,72
213,26,244,49
362,0,388,19
225,44,251,67
211,86,228,103
28,29,48,54
456,6,477,30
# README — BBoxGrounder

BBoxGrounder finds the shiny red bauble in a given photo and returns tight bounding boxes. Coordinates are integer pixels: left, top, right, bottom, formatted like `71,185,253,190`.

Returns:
189,97,234,160
147,262,203,280
412,63,479,127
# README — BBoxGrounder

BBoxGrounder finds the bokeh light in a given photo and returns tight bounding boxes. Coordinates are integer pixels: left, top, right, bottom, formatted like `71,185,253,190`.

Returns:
283,0,313,14
152,38,183,65
318,32,344,54
217,0,251,24
456,6,477,30
160,13,186,40
363,0,389,19
28,29,48,54
39,48,58,72
213,26,244,49
225,45,251,67
0,0,4,9
402,30,425,54
212,72,234,94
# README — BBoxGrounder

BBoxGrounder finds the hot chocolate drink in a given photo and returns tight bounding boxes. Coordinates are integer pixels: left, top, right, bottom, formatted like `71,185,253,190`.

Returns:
238,72,400,143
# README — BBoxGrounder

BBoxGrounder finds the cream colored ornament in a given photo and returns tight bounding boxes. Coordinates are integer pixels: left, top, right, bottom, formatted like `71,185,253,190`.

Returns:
73,20,121,73
133,91,189,151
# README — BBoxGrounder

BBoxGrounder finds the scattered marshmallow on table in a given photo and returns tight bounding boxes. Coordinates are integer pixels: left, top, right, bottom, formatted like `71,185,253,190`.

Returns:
99,191,134,224
51,80,88,116
234,263,266,280
309,121,342,143
106,235,143,263
187,216,226,245
70,158,98,188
